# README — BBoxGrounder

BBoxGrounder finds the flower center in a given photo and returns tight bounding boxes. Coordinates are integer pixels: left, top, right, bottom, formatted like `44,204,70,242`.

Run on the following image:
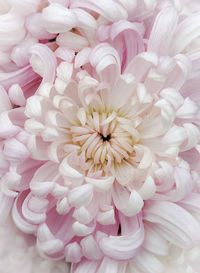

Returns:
69,108,138,173
99,133,111,142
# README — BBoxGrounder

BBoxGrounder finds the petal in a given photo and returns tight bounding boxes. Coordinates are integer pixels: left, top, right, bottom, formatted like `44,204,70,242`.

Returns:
30,161,58,196
68,184,93,207
109,73,136,109
162,125,187,146
57,31,89,51
143,223,169,256
131,249,164,273
29,43,57,84
12,191,37,234
3,138,29,162
112,183,144,217
99,214,144,260
8,84,26,106
0,193,14,222
71,0,127,22
144,200,200,248
65,242,82,263
42,3,77,33
171,12,200,55
0,111,20,138
148,5,178,55
90,43,121,87
80,235,103,260
85,176,114,192
125,52,158,81
71,259,99,273
0,86,12,113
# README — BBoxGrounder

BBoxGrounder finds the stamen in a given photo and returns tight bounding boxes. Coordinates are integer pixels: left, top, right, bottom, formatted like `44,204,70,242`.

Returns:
69,108,139,172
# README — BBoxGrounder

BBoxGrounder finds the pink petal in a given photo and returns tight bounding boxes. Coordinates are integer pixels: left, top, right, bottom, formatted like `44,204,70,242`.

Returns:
29,43,57,84
71,0,127,22
144,200,200,248
99,214,144,260
148,5,178,55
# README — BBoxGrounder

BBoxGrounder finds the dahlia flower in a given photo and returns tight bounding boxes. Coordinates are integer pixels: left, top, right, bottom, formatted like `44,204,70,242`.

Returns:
0,0,200,273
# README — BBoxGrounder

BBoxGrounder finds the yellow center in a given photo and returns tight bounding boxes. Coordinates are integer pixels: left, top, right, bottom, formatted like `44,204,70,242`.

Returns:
70,107,138,173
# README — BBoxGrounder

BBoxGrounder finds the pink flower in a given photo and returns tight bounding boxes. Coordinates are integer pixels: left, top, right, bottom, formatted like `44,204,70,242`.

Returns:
12,37,200,267
1,0,200,272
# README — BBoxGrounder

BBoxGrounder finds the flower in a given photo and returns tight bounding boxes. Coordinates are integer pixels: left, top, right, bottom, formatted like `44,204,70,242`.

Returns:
17,38,200,266
1,0,200,272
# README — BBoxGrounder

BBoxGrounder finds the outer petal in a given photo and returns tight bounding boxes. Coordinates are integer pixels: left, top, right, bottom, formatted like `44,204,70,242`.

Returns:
112,183,144,217
143,200,200,248
148,5,178,56
90,43,121,88
29,43,57,84
71,0,127,22
99,214,144,260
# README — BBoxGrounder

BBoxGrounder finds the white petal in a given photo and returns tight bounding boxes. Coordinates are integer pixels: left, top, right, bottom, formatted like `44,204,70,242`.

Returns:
85,176,114,192
68,184,93,207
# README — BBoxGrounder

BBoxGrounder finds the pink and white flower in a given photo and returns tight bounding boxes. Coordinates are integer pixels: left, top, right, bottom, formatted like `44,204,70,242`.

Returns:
1,0,200,272
13,35,200,268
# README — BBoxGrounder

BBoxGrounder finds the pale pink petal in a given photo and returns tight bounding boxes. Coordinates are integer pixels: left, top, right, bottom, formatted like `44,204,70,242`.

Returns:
148,5,178,55
144,200,200,248
131,249,164,273
112,183,144,217
57,31,89,51
170,12,200,55
26,13,55,40
71,0,127,22
89,43,121,87
8,84,26,106
29,43,57,84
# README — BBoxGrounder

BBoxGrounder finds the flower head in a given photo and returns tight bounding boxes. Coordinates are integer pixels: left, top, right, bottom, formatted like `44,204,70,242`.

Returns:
1,0,200,272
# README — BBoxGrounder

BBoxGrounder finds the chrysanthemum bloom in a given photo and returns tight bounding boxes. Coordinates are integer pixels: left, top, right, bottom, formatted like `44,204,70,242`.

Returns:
14,30,200,271
1,0,200,272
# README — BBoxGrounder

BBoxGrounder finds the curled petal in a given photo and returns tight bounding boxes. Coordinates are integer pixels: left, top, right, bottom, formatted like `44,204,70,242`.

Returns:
112,183,144,217
71,0,127,22
68,184,93,207
59,154,83,179
72,221,95,236
90,43,121,87
65,242,82,263
85,176,114,192
30,161,58,196
99,214,144,260
29,43,57,84
42,3,77,33
12,191,37,234
81,235,103,260
8,84,26,106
